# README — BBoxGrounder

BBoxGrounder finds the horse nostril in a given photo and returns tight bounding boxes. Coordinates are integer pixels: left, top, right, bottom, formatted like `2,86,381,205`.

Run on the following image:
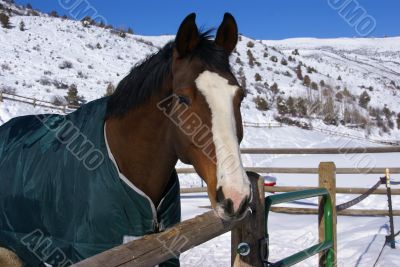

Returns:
216,186,225,203
216,186,252,219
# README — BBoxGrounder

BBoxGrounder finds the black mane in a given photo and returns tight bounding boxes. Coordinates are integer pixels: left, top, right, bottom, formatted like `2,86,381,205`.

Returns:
105,30,232,118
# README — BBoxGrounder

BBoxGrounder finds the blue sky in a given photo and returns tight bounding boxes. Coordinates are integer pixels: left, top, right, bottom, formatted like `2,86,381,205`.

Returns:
15,0,400,39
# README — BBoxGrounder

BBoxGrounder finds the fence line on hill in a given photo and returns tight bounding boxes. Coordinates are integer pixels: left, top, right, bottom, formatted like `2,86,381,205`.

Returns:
312,125,400,146
0,91,79,113
1,91,399,146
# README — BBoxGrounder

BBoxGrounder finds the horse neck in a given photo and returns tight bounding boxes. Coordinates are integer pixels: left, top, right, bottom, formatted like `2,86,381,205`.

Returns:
105,93,177,206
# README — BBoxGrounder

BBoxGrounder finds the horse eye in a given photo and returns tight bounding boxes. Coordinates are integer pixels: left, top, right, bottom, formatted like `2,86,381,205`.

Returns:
178,95,190,105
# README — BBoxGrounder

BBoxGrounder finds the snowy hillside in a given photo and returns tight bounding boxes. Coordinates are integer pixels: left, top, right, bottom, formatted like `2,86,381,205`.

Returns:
0,0,400,141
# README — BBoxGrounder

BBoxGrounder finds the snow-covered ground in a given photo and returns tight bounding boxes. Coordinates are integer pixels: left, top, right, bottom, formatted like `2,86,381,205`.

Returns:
179,127,399,267
1,0,400,140
0,1,399,266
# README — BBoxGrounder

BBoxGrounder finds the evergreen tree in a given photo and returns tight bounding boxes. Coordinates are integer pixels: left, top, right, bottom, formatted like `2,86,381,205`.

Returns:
383,105,392,120
292,49,299,55
358,91,370,109
65,84,85,106
19,20,25,31
337,75,342,81
119,30,126,38
50,10,58,17
127,27,134,34
254,96,268,111
276,96,288,115
296,64,303,80
270,56,278,63
247,49,255,67
0,13,11,29
311,82,318,90
254,73,262,82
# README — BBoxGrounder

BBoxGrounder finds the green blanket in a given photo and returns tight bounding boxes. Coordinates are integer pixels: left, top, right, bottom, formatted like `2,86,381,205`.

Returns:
0,97,181,266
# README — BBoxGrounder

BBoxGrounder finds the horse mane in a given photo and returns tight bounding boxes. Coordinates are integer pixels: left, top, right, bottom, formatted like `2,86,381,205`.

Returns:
105,29,232,118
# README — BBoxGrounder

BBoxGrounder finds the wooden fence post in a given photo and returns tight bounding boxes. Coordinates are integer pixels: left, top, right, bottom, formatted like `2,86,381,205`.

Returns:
0,91,3,102
232,172,265,267
318,162,337,267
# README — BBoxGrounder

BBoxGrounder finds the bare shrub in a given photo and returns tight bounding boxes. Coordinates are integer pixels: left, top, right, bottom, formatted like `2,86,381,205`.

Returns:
246,41,255,48
104,83,115,96
0,85,16,94
1,63,10,71
270,82,279,94
59,60,73,69
37,76,52,86
52,95,66,106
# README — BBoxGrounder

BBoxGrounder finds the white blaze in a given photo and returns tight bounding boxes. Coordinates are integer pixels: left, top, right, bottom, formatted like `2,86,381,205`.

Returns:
195,71,250,210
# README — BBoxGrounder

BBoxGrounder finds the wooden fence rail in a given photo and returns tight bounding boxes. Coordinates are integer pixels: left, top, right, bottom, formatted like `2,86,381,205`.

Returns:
72,210,236,267
177,167,400,174
180,186,400,195
240,147,400,154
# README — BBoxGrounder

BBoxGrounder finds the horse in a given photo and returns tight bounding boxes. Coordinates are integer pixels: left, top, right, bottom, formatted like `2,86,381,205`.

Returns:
0,13,251,266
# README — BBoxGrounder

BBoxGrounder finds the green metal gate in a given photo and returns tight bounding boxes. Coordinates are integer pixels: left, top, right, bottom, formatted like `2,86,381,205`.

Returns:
264,188,334,267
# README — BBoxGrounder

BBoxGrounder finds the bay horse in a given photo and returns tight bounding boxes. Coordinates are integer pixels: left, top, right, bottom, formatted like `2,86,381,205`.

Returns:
0,13,250,266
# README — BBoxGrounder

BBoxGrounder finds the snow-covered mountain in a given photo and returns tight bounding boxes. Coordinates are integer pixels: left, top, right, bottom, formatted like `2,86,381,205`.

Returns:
1,2,399,266
1,0,400,140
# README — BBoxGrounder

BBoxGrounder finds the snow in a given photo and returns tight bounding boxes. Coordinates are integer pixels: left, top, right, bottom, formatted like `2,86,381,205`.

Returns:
1,3,400,140
179,127,400,266
0,1,399,266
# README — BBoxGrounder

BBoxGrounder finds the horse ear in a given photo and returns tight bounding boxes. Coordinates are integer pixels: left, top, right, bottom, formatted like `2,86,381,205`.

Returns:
215,13,238,54
175,13,199,57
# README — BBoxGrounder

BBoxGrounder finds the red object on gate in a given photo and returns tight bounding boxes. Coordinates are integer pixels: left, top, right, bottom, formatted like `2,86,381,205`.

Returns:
264,175,277,187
